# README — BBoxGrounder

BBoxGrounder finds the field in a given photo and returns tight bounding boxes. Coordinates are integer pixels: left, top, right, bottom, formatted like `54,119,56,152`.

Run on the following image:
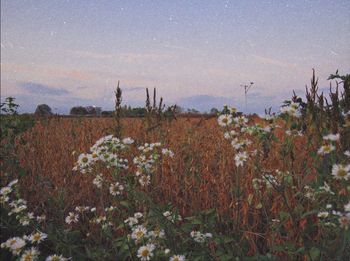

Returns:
1,73,350,260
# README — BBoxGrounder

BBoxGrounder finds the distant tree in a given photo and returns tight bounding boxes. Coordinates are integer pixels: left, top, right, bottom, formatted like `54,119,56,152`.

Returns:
101,111,113,117
210,107,219,115
70,106,88,116
174,105,183,114
35,104,52,116
187,108,199,114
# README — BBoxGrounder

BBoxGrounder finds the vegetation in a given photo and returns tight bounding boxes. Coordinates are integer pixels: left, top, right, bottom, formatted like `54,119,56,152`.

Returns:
1,71,349,260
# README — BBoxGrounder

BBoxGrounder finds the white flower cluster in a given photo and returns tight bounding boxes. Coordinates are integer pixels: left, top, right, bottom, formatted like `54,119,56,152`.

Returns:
73,135,133,173
1,229,68,260
109,182,124,196
218,107,275,168
134,142,173,187
190,230,212,243
280,101,301,118
124,211,183,261
252,170,290,191
1,180,46,226
317,132,340,156
163,210,182,223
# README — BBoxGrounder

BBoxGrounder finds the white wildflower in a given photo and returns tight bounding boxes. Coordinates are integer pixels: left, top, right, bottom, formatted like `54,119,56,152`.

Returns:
317,144,335,155
45,254,69,261
131,225,147,242
317,211,329,218
137,244,156,261
20,247,40,261
331,164,350,180
323,133,340,141
170,255,186,261
217,114,233,127
93,174,103,188
28,231,47,244
234,151,248,167
65,212,79,224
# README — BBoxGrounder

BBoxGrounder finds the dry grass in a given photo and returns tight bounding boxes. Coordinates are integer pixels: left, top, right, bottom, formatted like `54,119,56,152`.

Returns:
14,116,320,254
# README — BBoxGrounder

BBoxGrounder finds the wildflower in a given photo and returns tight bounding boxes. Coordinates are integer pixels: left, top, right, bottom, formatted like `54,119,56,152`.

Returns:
139,175,151,187
323,133,340,141
77,153,93,168
344,150,350,157
164,249,170,255
65,212,79,224
148,228,165,238
234,116,248,126
109,182,124,196
331,164,350,180
45,254,69,261
326,204,332,209
125,217,139,227
229,107,237,114
338,215,350,230
170,255,186,261
234,151,248,167
90,207,96,212
93,174,103,188
0,186,12,196
162,148,174,158
317,211,329,218
344,202,350,212
1,237,26,255
319,182,335,195
317,145,335,155
8,179,19,187
217,114,233,127
137,244,156,261
29,231,47,244
75,206,90,213
0,195,9,204
20,247,40,261
280,102,301,117
134,212,143,219
36,215,46,223
131,225,147,241
190,231,212,243
122,137,134,144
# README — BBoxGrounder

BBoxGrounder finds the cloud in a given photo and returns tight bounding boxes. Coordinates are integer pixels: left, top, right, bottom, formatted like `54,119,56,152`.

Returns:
252,55,298,69
72,50,172,63
74,51,114,60
19,82,70,96
122,86,145,92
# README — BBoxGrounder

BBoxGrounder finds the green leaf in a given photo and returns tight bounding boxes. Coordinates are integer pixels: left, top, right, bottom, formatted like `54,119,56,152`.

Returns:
309,247,320,261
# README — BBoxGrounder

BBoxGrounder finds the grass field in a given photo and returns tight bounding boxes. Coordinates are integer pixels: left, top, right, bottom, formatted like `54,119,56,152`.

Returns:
1,73,350,260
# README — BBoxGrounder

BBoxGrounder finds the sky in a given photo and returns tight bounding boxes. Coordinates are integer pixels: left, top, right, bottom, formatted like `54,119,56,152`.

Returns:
1,0,350,114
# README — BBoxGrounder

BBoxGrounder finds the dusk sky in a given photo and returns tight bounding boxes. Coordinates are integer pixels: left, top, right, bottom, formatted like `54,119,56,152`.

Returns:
1,0,349,113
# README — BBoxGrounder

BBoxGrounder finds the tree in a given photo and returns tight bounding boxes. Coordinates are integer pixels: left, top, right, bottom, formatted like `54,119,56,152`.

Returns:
70,106,88,115
35,104,52,116
210,107,219,115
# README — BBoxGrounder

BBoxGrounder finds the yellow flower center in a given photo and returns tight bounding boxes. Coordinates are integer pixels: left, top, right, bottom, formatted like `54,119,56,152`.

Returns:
141,249,149,257
33,234,41,241
337,169,347,177
23,254,33,261
136,231,144,238
82,157,89,163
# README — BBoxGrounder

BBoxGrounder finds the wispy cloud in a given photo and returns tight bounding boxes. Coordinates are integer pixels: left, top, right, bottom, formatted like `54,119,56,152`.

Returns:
72,50,172,63
74,51,114,60
252,55,298,69
122,86,145,92
19,82,70,96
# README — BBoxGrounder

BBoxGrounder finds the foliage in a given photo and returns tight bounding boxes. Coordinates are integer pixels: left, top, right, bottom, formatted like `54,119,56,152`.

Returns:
1,71,350,260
